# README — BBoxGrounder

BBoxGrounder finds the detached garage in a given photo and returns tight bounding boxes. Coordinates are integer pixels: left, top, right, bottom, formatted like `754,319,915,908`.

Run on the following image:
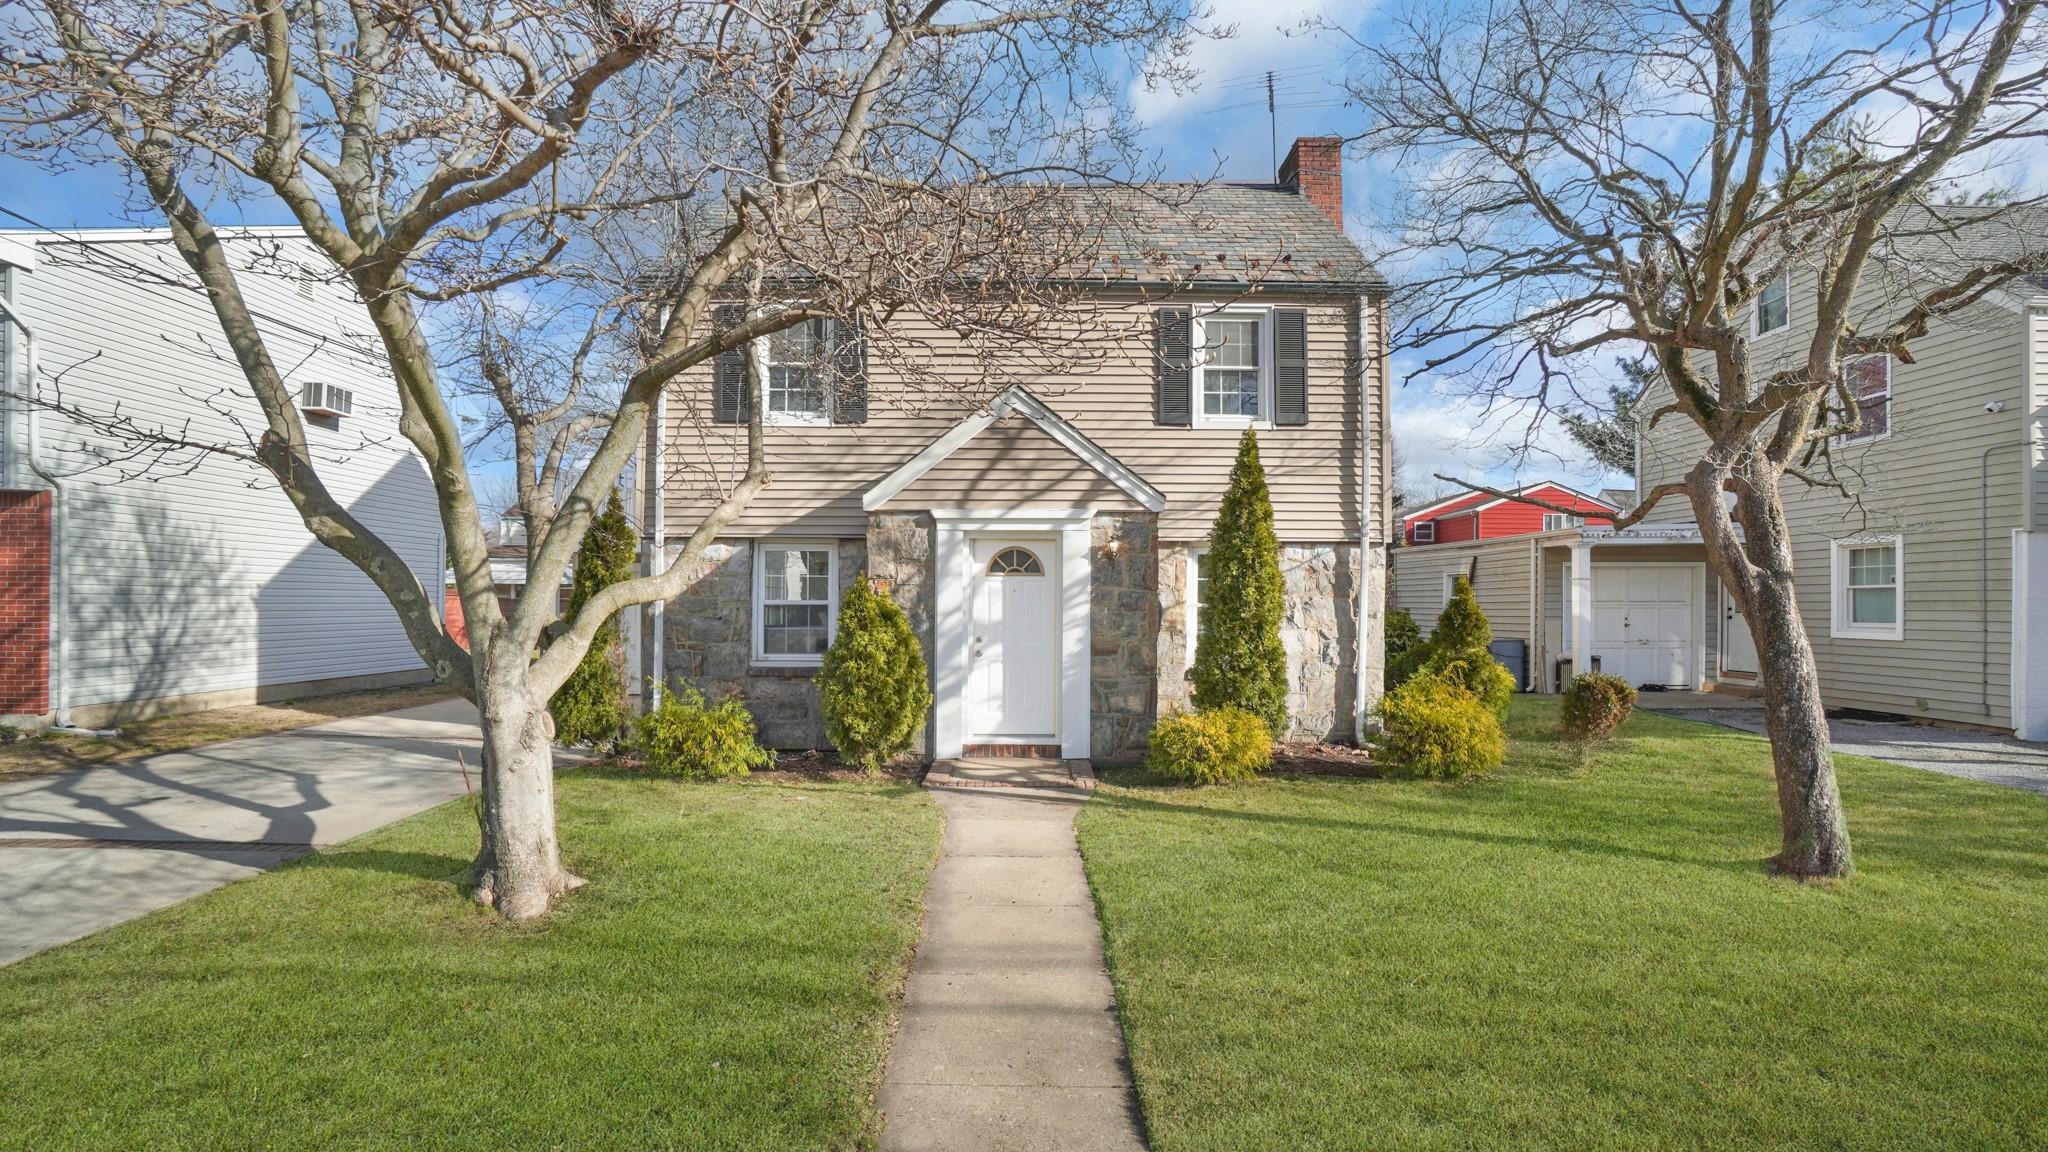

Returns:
1393,524,1732,694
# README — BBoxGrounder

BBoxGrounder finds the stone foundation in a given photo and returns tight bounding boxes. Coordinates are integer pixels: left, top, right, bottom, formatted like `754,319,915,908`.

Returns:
1090,513,1158,762
661,537,866,749
865,511,937,760
1157,541,1371,744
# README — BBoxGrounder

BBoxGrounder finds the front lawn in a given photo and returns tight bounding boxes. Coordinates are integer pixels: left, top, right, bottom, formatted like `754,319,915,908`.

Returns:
1077,698,2048,1151
0,772,941,1151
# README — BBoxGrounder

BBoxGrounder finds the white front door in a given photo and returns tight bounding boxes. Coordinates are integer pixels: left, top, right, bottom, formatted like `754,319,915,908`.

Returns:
1721,587,1759,676
1592,564,1698,688
969,538,1058,738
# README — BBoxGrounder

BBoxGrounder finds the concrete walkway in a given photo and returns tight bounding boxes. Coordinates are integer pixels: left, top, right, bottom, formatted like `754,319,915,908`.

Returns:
0,699,479,966
878,760,1147,1152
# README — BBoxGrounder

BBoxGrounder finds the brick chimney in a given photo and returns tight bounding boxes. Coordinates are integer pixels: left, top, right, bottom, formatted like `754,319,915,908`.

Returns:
1279,136,1344,230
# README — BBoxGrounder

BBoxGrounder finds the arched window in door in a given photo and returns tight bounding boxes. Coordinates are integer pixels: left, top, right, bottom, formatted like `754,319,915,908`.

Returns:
986,547,1044,576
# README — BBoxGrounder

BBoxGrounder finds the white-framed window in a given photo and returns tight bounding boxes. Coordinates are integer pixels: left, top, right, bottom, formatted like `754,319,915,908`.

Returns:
1839,354,1891,443
761,318,833,425
1192,307,1273,428
1542,513,1586,531
753,541,839,663
1443,571,1462,608
1411,520,1436,543
1830,535,1903,640
1754,272,1790,336
1184,548,1211,670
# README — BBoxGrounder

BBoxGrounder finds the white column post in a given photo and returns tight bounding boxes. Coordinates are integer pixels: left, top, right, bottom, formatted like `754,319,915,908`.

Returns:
1569,540,1596,683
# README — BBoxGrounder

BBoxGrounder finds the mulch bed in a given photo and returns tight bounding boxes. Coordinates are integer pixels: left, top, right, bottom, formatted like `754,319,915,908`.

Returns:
1269,741,1380,777
755,749,923,783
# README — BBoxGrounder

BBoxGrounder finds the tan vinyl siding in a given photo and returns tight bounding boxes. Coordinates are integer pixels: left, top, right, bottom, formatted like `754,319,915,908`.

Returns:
884,413,1142,511
1637,274,2031,727
1390,538,1537,646
2030,300,2048,532
662,291,1384,543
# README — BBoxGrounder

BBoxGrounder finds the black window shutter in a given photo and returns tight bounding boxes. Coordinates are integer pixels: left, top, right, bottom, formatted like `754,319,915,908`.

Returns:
1274,307,1309,425
832,317,869,425
712,304,748,425
1155,307,1192,426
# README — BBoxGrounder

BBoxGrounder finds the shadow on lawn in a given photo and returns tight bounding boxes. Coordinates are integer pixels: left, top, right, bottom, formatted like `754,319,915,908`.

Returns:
293,848,475,885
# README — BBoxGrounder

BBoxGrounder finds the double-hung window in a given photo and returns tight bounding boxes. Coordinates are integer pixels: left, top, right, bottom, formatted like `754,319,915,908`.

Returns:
754,542,837,663
1755,272,1790,335
1841,355,1891,442
764,319,832,424
1185,550,1212,670
1831,536,1902,640
1411,520,1436,543
1193,309,1271,427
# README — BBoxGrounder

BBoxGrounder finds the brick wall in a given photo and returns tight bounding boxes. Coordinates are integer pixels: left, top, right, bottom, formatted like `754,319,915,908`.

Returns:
0,490,52,715
443,586,469,649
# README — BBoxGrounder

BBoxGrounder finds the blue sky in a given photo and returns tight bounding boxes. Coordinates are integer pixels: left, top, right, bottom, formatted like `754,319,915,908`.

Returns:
0,0,1617,504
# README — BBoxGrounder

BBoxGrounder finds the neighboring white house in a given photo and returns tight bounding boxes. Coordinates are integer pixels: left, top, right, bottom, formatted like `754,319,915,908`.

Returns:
0,228,443,727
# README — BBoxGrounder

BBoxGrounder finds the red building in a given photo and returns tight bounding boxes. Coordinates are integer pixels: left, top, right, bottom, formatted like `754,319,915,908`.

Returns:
1400,482,1619,546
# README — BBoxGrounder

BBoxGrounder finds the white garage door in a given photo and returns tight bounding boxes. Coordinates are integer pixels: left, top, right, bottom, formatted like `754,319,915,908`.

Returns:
1592,565,1698,688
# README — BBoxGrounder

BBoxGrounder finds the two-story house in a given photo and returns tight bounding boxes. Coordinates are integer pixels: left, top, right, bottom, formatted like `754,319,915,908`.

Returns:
636,139,1392,762
1388,209,2048,737
0,228,444,728
1398,482,1617,545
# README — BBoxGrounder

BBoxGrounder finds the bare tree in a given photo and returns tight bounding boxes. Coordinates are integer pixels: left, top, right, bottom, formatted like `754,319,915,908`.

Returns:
1340,0,2047,877
1,0,1195,916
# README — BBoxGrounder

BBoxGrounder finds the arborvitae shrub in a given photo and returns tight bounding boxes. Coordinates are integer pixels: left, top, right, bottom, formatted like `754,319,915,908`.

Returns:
550,489,638,747
818,575,932,773
1191,429,1289,739
632,688,773,779
1561,672,1637,743
1385,607,1422,663
1146,707,1273,784
1420,576,1514,715
1376,671,1506,779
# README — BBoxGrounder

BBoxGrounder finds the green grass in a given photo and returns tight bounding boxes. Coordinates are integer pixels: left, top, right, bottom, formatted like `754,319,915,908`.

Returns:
1077,699,2048,1151
0,771,941,1151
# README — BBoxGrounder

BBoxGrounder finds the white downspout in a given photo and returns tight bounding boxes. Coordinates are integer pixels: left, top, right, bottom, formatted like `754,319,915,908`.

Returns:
1354,292,1377,743
0,268,106,733
641,384,668,712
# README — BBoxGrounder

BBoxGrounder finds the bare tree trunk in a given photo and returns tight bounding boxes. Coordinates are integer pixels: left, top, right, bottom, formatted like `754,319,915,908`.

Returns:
1699,468,1852,880
469,648,581,918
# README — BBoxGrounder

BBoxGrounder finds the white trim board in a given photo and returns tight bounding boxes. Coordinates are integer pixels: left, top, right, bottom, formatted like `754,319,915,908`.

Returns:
863,386,1167,513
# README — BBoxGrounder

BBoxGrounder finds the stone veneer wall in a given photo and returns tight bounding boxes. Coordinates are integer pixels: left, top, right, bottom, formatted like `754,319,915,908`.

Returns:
1090,513,1159,762
1156,542,1374,744
662,536,867,749
864,511,936,760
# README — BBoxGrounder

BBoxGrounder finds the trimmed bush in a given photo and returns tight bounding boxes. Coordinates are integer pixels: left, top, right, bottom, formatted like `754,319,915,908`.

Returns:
1425,653,1516,718
1191,429,1289,739
818,576,933,773
1146,707,1273,785
1385,607,1422,663
1375,671,1505,779
632,688,773,779
550,489,638,747
1561,672,1637,743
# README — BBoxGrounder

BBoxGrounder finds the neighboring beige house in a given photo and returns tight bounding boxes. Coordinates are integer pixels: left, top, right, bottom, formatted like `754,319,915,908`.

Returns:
638,138,1392,761
1394,210,2048,737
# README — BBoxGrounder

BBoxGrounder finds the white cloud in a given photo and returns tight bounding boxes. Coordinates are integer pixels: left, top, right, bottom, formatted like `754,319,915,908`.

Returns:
1388,370,1628,507
1129,0,1370,129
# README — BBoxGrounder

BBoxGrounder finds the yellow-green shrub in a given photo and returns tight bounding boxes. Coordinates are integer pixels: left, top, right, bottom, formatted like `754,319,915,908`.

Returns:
1423,652,1517,717
1146,707,1273,784
632,688,773,779
1376,671,1505,779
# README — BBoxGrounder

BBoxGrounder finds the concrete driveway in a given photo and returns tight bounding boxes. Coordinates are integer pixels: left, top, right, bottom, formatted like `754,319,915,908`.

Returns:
0,699,479,966
1647,698,2048,796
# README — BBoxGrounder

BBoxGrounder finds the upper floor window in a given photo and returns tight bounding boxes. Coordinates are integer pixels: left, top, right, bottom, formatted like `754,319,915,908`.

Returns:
764,319,833,424
1841,355,1891,442
1755,273,1790,335
1411,520,1436,543
1831,536,1902,640
1542,513,1586,531
1194,309,1271,427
